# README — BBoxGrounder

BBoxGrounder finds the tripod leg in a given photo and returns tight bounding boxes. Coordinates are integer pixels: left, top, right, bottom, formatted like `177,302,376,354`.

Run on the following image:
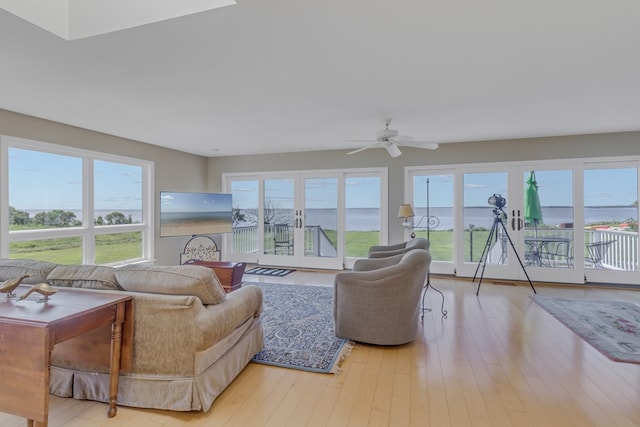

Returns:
476,221,499,295
497,220,537,294
473,220,496,282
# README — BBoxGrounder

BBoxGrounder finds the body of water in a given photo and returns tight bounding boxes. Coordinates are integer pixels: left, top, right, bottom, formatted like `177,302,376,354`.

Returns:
34,206,630,231
257,207,638,231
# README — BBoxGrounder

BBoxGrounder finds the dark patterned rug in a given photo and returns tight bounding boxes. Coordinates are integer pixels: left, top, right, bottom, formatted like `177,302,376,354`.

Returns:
250,282,351,373
532,296,640,363
245,267,295,277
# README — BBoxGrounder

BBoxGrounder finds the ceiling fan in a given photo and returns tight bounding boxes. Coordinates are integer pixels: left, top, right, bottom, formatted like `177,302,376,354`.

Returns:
347,119,439,158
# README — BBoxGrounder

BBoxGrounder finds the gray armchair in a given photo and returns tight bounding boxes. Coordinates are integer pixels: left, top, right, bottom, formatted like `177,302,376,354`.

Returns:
333,249,431,345
368,237,429,258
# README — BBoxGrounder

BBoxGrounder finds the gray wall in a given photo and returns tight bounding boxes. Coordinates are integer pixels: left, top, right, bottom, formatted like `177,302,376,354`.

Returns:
208,132,640,244
3,107,639,260
0,109,209,265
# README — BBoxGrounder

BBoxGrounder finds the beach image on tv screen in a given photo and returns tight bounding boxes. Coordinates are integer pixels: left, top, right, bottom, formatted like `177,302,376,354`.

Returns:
160,192,232,237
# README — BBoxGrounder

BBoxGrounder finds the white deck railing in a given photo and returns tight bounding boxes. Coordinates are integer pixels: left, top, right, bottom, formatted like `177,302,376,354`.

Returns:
588,228,638,271
527,228,638,271
232,224,337,256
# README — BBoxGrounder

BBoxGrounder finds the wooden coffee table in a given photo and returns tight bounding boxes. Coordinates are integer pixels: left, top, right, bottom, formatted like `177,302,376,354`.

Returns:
0,285,134,426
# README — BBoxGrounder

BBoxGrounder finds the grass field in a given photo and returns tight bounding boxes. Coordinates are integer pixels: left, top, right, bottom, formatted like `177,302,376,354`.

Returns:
8,229,491,265
9,232,142,264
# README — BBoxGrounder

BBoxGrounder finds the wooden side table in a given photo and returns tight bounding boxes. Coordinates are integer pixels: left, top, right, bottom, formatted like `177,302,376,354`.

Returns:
184,260,246,293
0,286,134,426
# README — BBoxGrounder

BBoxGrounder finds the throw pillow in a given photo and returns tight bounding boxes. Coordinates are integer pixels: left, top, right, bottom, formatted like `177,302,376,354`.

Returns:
47,265,122,290
0,259,60,284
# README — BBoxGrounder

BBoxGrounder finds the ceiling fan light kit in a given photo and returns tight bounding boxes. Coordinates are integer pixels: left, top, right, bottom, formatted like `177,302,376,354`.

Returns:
347,119,439,158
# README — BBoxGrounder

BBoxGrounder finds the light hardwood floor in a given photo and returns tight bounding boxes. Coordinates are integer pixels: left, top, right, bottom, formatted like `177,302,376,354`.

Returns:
2,271,640,426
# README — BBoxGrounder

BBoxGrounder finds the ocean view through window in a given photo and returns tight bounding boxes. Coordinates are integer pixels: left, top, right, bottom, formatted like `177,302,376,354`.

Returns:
2,136,153,264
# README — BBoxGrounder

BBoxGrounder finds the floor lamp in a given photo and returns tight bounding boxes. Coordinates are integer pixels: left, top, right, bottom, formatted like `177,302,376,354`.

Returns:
412,178,447,319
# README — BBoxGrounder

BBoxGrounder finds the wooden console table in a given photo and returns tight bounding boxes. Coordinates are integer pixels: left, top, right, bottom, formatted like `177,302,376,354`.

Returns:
0,286,134,426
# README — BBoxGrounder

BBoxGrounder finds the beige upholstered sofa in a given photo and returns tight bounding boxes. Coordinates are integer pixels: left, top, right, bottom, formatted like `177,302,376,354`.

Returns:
0,259,263,412
333,249,431,345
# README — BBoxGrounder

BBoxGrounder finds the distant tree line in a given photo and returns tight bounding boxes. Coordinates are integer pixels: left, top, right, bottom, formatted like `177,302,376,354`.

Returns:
9,206,134,227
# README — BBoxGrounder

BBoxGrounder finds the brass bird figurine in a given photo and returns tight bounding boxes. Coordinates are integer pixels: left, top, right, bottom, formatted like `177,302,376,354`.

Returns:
18,282,58,303
0,273,33,298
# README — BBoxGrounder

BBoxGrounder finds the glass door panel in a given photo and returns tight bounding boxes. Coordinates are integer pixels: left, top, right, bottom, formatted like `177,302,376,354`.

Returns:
345,176,381,259
262,178,295,262
228,179,259,262
519,168,579,283
300,176,342,269
583,166,639,284
412,173,454,274
457,170,518,279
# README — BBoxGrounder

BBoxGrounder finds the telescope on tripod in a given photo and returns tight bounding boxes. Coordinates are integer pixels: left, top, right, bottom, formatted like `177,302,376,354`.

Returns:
473,194,536,295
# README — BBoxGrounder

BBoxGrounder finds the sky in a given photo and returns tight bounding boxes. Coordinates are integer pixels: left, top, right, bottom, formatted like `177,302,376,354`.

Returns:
8,147,142,211
418,168,638,208
231,176,382,209
8,147,638,212
160,191,231,213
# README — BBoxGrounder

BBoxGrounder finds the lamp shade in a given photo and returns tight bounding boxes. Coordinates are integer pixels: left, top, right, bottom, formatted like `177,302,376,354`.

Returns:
397,204,415,218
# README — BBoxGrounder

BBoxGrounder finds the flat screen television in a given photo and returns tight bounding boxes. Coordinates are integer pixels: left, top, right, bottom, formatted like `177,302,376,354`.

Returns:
160,191,233,237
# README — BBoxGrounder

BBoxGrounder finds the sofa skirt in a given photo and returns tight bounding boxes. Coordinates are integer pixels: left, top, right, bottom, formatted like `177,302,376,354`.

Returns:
49,318,264,412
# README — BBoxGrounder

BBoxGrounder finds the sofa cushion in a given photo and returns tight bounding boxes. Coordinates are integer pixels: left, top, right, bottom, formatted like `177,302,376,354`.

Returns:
0,259,59,284
47,265,122,290
115,265,226,305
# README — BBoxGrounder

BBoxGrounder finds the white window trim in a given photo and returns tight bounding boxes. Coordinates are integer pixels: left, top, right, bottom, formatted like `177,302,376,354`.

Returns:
1,135,154,265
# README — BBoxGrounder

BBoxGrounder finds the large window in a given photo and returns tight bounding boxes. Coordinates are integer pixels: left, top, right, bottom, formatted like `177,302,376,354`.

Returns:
1,136,153,265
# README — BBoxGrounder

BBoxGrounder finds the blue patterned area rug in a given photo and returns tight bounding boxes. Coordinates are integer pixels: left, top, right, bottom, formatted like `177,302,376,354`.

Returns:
250,282,352,373
532,296,640,364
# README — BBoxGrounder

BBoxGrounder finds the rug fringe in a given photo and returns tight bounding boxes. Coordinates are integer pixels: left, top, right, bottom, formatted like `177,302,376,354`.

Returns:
331,341,355,375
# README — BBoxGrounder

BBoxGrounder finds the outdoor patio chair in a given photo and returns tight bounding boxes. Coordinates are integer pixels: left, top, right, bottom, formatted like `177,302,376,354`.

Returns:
586,239,616,269
273,223,294,255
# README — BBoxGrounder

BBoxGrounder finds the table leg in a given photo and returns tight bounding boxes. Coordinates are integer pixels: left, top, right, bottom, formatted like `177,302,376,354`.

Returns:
108,303,125,418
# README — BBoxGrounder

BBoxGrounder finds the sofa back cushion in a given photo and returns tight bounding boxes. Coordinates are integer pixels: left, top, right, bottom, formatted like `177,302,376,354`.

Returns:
47,265,122,290
0,259,60,284
115,265,226,305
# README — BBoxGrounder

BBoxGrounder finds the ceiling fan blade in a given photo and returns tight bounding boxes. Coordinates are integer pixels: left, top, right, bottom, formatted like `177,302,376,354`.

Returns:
398,141,439,150
347,139,378,143
346,145,376,155
393,135,414,142
384,142,402,158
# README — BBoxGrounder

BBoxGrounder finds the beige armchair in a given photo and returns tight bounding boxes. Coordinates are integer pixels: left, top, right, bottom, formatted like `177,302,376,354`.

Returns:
333,249,431,345
367,237,429,258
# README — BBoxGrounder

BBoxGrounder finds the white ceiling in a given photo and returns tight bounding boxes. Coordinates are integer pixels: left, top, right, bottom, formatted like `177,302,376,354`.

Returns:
1,0,639,158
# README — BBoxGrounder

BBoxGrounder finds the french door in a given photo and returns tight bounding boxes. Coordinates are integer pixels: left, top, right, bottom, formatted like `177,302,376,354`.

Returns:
223,168,387,270
454,165,580,284
411,158,640,285
259,173,343,269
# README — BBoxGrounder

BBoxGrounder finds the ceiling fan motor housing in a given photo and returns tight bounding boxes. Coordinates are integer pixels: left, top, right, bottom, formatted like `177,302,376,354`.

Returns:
376,128,399,140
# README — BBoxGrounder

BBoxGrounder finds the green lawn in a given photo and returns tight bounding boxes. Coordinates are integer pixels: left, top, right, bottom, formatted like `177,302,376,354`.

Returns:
9,232,142,265
9,228,489,265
